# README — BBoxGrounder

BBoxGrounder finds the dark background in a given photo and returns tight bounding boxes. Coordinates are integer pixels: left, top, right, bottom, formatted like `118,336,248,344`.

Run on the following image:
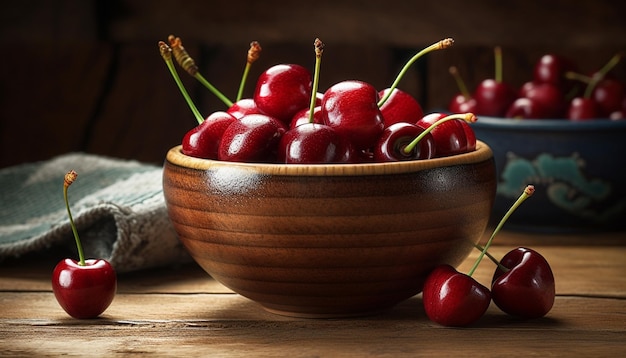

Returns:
1,0,625,168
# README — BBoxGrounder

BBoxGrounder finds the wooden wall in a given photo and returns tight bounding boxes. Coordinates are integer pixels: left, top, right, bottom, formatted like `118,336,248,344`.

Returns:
2,0,625,168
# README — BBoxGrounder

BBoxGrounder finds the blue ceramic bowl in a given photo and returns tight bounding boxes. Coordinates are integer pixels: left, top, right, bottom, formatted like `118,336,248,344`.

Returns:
472,117,626,233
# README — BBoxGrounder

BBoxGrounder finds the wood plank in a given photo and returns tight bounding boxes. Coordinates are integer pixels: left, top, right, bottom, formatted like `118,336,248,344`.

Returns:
0,293,624,356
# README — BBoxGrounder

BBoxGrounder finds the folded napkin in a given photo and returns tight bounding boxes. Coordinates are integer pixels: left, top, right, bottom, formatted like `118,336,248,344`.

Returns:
0,153,191,273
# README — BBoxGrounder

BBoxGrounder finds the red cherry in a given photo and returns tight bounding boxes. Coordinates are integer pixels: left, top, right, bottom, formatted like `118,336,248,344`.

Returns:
505,97,552,119
218,114,287,162
322,80,385,151
373,122,435,162
52,258,117,319
533,53,577,88
592,78,626,117
416,113,476,156
378,88,424,127
182,111,237,159
567,97,599,120
277,123,355,164
289,106,323,129
518,81,566,118
474,78,517,117
253,64,312,124
227,98,263,119
447,66,477,114
448,94,477,114
422,264,491,327
52,171,117,319
473,47,517,117
491,247,555,319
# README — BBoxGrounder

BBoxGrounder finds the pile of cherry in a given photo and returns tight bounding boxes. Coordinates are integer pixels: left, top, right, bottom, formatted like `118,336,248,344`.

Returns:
448,48,626,120
159,36,476,165
158,36,555,327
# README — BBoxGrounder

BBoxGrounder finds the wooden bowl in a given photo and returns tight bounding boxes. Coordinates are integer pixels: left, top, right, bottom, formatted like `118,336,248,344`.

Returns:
162,141,496,318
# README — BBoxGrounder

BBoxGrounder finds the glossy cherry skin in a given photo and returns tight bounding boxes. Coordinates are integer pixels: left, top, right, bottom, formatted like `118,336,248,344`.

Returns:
415,113,476,157
491,247,555,319
373,122,435,162
289,106,323,129
52,258,117,319
505,97,552,120
448,94,477,114
218,114,287,162
378,88,424,127
533,54,576,87
518,81,566,118
567,97,599,121
277,123,355,164
473,79,517,117
422,264,491,327
227,98,263,119
322,80,385,151
253,64,312,124
592,78,626,117
182,111,237,159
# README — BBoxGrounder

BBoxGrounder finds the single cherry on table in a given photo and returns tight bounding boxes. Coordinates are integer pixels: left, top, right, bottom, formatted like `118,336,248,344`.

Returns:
52,170,117,319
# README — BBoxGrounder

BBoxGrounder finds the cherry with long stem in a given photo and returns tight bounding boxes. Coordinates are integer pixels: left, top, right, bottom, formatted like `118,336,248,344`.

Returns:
236,41,262,102
378,38,454,107
168,35,234,108
468,185,535,277
404,113,477,155
159,41,204,124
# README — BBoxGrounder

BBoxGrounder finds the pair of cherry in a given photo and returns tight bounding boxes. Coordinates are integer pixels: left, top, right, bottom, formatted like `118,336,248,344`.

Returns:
422,186,556,327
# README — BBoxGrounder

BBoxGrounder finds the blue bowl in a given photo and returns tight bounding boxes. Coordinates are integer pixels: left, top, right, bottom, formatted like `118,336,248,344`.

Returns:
471,117,626,233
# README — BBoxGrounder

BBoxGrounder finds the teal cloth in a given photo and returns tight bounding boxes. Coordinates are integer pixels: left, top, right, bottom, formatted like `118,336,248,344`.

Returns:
0,153,191,272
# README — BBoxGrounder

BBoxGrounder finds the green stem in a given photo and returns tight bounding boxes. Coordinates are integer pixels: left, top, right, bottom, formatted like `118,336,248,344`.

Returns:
159,42,204,124
194,73,234,107
309,38,324,123
236,63,251,102
474,244,509,272
467,185,535,277
584,53,622,99
494,46,503,83
378,38,454,107
63,175,85,266
403,113,476,154
449,66,471,99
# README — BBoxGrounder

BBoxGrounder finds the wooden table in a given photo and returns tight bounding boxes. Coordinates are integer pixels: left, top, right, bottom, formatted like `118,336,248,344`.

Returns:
1,230,625,357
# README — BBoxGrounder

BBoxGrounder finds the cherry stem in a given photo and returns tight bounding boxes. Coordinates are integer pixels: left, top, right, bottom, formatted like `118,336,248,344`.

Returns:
402,113,477,154
474,244,509,272
494,46,503,83
449,66,471,99
467,185,535,277
63,170,86,266
168,35,233,108
565,53,622,99
159,41,204,124
309,38,324,124
236,41,262,102
378,38,454,107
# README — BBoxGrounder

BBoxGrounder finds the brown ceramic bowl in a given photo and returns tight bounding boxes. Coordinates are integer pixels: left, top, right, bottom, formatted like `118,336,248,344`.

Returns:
162,141,496,318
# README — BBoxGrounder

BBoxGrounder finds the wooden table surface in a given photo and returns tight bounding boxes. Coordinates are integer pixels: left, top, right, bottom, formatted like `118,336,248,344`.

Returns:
1,230,625,357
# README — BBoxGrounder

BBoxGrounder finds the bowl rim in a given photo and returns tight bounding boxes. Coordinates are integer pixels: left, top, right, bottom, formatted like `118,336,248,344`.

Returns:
473,116,626,131
165,140,493,176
